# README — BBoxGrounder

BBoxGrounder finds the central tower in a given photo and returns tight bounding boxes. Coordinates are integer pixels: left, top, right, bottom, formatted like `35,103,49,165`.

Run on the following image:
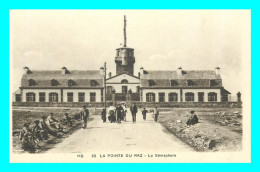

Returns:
115,15,135,75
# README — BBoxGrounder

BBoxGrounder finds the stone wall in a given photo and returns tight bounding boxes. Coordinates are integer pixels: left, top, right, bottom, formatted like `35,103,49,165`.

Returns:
13,101,242,108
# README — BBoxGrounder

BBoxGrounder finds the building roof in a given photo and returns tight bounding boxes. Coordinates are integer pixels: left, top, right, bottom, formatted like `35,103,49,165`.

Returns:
140,70,222,88
106,72,139,81
141,70,221,80
21,70,104,88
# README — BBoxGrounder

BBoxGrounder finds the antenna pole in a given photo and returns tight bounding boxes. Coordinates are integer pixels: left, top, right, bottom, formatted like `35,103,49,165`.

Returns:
124,15,127,47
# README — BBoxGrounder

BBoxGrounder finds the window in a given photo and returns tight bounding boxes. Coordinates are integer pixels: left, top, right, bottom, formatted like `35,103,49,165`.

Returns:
210,80,218,86
51,79,59,86
148,80,155,86
146,93,155,102
169,93,178,102
136,86,140,93
187,80,194,87
185,92,194,102
91,80,97,87
170,80,178,87
208,92,217,102
15,94,21,102
121,79,128,84
122,86,128,94
49,92,58,102
26,92,35,102
28,79,36,86
90,92,96,102
68,80,75,87
198,92,204,102
78,92,85,102
39,92,45,102
107,86,113,94
67,92,73,102
159,93,165,102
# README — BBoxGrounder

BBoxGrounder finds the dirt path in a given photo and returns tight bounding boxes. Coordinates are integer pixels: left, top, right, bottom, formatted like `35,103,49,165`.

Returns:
48,110,194,153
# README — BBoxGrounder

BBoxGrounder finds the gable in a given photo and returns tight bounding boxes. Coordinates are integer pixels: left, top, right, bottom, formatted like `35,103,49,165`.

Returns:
106,73,140,83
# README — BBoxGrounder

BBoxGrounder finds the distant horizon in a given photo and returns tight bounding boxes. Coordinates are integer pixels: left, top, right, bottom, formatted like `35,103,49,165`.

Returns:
10,10,251,96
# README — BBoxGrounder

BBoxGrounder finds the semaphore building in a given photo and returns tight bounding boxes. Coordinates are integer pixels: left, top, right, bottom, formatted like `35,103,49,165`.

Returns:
12,16,232,104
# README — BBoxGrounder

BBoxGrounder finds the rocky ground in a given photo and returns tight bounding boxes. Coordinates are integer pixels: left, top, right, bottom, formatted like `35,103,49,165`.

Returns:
157,108,242,152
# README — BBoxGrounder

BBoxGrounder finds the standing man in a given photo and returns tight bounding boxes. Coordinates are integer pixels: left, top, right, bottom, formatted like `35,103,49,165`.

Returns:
154,106,159,122
142,107,148,120
122,103,127,122
80,105,89,129
116,104,123,124
101,108,106,123
130,103,138,123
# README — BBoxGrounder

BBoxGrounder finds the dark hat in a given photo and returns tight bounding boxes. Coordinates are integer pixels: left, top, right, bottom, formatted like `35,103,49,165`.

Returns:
83,105,86,108
34,120,39,123
50,113,54,115
190,110,195,113
24,123,30,127
65,113,69,116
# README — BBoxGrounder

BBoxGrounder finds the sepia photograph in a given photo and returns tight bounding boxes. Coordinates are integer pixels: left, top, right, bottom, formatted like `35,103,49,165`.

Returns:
9,10,251,163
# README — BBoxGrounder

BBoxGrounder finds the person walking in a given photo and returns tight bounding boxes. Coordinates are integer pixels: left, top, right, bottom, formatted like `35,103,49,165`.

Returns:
142,107,148,120
154,106,159,122
80,105,89,129
130,103,138,123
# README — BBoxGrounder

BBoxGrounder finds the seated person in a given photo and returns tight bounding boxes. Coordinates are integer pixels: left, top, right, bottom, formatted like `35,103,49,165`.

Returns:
40,116,59,137
46,113,63,131
186,110,199,126
32,120,48,141
61,113,73,126
19,123,36,151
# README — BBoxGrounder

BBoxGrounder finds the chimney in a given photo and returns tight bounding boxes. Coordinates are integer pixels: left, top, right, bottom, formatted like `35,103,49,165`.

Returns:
62,67,67,75
215,67,220,75
100,67,104,76
140,67,144,75
108,72,112,78
177,67,182,75
138,72,140,78
23,66,29,74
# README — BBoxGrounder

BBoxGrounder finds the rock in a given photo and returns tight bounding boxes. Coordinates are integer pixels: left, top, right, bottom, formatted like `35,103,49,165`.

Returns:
225,120,229,123
233,111,239,114
226,117,231,120
209,140,217,150
233,123,241,126
176,120,182,123
195,134,201,138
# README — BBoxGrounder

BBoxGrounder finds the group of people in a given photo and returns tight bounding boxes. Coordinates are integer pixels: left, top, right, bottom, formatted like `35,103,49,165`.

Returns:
19,112,73,152
100,103,160,124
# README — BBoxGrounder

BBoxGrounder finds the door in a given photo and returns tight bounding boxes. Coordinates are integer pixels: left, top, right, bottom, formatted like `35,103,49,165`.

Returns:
122,86,128,94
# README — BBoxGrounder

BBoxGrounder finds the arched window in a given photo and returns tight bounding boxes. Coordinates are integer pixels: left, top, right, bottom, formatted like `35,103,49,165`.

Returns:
49,92,58,102
185,92,194,102
146,92,155,102
51,79,59,86
170,80,178,87
28,79,36,86
169,92,178,102
26,92,35,102
68,79,75,87
208,92,217,102
121,79,128,84
91,80,98,87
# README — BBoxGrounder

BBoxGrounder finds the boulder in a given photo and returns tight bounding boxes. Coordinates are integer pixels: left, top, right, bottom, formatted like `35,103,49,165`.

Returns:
176,120,182,123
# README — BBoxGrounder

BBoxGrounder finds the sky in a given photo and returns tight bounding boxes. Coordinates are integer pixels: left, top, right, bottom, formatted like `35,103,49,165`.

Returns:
10,10,251,96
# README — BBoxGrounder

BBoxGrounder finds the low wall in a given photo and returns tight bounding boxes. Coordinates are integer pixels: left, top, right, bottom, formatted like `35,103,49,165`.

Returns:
12,101,242,108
